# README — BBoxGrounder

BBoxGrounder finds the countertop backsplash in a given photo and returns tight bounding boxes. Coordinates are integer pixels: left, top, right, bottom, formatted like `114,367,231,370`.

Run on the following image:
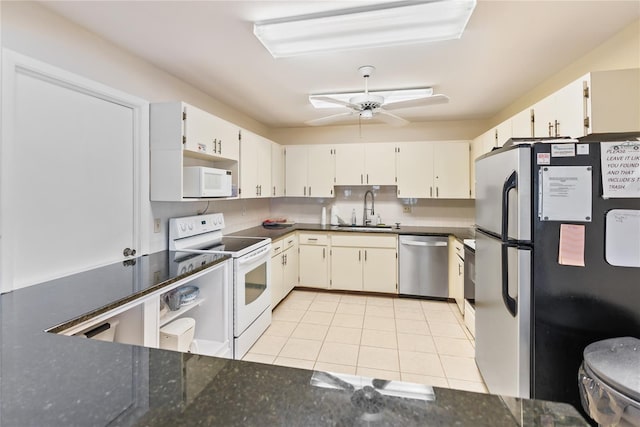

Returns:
270,186,475,228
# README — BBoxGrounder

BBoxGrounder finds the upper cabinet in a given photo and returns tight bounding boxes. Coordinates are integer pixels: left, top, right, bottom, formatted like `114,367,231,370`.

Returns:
239,130,271,198
284,145,334,198
271,143,285,197
334,143,396,186
396,141,470,199
150,102,239,201
531,68,640,138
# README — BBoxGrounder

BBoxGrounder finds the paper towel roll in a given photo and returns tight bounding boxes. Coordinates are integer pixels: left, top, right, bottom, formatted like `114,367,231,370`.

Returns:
321,206,327,225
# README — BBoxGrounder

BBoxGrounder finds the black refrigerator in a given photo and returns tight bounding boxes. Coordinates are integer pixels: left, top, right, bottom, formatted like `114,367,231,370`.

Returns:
474,134,640,415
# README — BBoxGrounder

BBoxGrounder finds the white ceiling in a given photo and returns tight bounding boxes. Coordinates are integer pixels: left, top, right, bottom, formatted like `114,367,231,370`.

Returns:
40,1,640,129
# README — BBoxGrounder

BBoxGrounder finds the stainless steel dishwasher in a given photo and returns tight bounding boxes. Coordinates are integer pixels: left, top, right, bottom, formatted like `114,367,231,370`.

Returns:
399,235,449,298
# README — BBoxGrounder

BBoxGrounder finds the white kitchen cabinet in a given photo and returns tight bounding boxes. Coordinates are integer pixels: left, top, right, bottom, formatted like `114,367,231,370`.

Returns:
271,142,285,197
150,101,239,201
334,143,396,186
298,233,329,288
448,237,464,314
495,120,513,148
395,142,434,198
532,69,640,138
239,130,271,198
330,233,397,294
284,145,335,198
511,108,533,138
270,234,298,308
396,141,470,199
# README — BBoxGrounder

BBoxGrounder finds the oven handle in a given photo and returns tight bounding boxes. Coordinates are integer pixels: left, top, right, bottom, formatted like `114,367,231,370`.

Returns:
237,245,270,265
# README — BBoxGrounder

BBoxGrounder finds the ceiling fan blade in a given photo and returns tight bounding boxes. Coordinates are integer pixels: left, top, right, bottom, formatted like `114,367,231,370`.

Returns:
305,111,356,126
376,109,409,127
309,95,360,110
383,94,450,110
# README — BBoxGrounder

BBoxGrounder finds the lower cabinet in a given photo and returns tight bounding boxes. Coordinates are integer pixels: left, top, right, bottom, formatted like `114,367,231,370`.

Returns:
448,237,465,314
330,233,397,294
271,234,298,308
298,232,330,289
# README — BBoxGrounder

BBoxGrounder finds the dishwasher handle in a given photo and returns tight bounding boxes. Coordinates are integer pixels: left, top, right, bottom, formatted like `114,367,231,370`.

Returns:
400,240,447,247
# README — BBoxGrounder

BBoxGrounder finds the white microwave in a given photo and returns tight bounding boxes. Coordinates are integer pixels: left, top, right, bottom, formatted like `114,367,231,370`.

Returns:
183,167,232,198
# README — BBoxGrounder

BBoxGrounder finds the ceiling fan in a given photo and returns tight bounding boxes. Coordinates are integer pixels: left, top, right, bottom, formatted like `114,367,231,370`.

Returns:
306,65,449,127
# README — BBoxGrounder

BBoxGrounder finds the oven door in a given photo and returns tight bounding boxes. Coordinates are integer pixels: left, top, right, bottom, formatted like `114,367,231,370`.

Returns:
234,244,271,336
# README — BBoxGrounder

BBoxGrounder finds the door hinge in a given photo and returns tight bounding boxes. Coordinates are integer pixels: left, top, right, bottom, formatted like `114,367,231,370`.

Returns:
583,86,590,99
330,279,332,285
396,252,398,259
182,136,186,145
238,130,242,141
239,188,242,195
182,111,186,120
584,117,590,128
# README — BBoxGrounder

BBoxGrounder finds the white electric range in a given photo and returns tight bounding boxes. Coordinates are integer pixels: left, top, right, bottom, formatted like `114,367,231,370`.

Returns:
169,213,272,359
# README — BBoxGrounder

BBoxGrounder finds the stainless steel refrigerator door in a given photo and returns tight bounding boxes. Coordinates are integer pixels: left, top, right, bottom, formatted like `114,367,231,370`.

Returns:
476,146,531,241
475,231,531,398
398,235,449,298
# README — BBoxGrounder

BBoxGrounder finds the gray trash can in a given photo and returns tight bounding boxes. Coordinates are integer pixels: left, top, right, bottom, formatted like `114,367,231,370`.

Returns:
578,337,640,427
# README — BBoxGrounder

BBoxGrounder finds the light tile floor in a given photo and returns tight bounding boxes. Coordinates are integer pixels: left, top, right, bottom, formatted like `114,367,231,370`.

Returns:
244,290,487,394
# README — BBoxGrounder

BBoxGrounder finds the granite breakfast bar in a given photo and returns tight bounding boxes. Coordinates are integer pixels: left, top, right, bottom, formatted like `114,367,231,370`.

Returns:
0,245,588,426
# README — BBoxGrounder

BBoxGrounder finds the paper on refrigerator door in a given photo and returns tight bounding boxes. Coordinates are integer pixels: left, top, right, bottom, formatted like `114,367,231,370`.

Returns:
605,209,640,268
600,141,640,199
558,224,586,267
540,166,592,222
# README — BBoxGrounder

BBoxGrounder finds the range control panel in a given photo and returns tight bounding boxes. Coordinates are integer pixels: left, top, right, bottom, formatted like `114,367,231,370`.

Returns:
169,213,225,240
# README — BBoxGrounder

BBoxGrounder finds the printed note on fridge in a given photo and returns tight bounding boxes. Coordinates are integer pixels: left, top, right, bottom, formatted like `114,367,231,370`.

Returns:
558,224,586,267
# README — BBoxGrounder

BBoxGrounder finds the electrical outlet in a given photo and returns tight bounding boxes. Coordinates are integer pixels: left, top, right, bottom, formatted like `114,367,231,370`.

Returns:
403,206,412,213
153,218,161,233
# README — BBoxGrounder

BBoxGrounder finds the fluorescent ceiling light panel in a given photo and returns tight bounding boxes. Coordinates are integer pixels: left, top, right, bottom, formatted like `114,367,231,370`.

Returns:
254,0,477,58
310,88,434,108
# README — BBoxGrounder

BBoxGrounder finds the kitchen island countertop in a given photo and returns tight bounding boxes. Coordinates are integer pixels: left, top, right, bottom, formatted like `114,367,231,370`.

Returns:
0,249,587,426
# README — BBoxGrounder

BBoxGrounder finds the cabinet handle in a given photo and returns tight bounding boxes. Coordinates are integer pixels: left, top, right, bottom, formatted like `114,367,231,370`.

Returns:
274,246,281,252
273,186,276,196
361,174,363,184
259,185,262,196
359,250,361,262
256,185,259,196
304,186,306,196
323,248,326,259
282,254,286,265
309,187,311,196
430,187,433,197
213,138,217,153
218,140,222,154
436,187,439,197
284,254,287,265
554,120,560,137
308,238,318,242
548,122,553,137
366,174,369,184
287,239,294,244
365,250,367,261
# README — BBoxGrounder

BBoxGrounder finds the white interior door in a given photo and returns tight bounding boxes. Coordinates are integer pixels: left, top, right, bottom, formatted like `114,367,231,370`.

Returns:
1,50,148,291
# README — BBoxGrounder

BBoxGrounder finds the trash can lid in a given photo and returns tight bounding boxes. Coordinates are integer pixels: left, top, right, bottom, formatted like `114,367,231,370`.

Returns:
584,337,640,402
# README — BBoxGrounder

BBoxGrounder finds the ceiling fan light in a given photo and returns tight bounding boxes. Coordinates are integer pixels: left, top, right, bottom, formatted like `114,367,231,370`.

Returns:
254,0,477,58
360,109,374,120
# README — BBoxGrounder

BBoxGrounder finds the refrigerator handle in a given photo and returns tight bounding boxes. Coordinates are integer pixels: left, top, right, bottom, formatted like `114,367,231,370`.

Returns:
501,171,518,317
501,171,518,241
501,244,518,317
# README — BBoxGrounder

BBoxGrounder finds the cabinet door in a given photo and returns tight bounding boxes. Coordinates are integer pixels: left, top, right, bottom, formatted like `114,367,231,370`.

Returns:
184,104,217,155
239,131,259,198
434,142,470,199
271,254,284,309
256,135,272,198
284,146,308,197
283,245,298,297
553,77,587,138
298,245,328,288
511,108,533,138
396,142,433,198
365,143,396,185
211,114,239,161
533,94,555,138
307,145,335,197
271,142,285,197
495,120,512,148
330,247,363,291
362,248,397,294
335,144,365,185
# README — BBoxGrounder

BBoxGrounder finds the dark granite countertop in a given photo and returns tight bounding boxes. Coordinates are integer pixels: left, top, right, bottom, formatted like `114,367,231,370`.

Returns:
230,223,475,241
0,249,586,426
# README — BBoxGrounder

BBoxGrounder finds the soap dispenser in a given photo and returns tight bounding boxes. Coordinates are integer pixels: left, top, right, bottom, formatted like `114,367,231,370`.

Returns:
351,209,357,226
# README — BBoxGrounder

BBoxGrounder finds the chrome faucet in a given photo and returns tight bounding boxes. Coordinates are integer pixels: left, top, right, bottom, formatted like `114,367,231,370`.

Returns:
363,190,375,225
